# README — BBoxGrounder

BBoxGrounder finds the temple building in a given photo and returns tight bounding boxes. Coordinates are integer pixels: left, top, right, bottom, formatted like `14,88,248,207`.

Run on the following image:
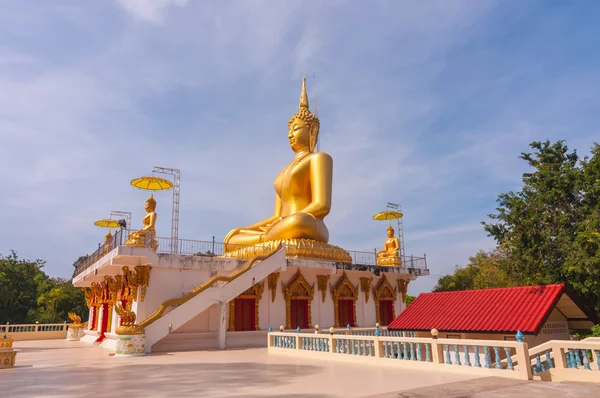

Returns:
71,78,429,354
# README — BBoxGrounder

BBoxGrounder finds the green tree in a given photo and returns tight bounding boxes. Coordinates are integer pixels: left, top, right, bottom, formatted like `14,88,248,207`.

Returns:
0,252,48,323
483,140,600,310
37,278,88,323
433,247,517,292
405,295,415,306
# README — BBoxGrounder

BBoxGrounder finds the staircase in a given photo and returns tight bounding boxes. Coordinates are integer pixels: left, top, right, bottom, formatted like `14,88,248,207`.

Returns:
143,246,287,352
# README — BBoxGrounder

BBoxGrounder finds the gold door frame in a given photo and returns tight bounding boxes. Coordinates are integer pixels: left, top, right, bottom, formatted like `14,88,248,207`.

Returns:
282,269,315,329
228,280,265,331
373,274,398,325
330,272,359,327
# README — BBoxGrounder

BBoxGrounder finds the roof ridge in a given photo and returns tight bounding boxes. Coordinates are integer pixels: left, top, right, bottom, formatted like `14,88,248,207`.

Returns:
420,283,565,296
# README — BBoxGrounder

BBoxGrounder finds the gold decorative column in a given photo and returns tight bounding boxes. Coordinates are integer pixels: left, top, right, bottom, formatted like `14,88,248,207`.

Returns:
360,277,373,303
268,272,280,303
316,274,330,303
397,279,410,304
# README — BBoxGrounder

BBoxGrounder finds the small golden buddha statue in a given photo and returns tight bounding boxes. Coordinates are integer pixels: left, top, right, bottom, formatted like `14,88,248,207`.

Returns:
376,225,402,266
125,194,158,250
223,78,350,263
103,231,113,254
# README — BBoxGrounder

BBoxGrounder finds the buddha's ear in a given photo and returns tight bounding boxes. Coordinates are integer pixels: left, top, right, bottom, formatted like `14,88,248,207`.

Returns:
309,124,319,152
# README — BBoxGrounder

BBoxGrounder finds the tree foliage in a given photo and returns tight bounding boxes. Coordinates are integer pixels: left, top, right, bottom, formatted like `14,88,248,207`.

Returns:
433,247,517,292
0,252,87,323
482,140,600,311
434,140,600,313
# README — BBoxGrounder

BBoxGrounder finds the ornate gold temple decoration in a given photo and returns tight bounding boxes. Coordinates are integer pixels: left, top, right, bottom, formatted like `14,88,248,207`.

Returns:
221,239,351,263
222,78,351,263
125,194,158,250
376,225,402,266
137,245,282,328
397,279,410,304
267,272,280,303
282,269,315,329
228,280,265,331
316,274,330,303
360,277,374,303
114,302,144,335
373,274,398,325
330,272,359,328
68,312,81,324
68,312,85,330
131,266,152,302
119,265,152,302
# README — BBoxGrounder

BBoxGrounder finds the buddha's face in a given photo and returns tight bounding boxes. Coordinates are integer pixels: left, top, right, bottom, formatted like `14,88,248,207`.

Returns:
387,229,394,238
288,118,310,153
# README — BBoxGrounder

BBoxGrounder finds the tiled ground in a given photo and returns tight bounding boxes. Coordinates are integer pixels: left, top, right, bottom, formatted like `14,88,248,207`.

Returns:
1,340,599,397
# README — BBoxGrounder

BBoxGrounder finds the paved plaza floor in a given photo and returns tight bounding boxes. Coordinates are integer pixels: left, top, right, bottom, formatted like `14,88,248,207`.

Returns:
1,340,599,397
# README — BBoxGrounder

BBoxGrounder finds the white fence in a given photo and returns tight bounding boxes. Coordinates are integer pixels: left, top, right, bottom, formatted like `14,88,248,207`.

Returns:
269,330,600,382
0,323,69,341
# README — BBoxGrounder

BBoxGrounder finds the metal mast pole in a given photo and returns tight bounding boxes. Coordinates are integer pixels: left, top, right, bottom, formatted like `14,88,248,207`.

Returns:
152,166,181,254
386,202,405,260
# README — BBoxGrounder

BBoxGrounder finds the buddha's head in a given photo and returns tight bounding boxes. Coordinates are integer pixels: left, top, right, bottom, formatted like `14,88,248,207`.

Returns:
387,225,395,238
145,194,157,212
288,77,320,153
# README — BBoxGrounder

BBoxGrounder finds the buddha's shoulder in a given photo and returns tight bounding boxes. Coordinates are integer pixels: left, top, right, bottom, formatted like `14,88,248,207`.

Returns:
309,152,333,163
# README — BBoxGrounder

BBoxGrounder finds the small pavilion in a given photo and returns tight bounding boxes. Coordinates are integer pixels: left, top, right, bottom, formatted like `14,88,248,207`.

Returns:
387,284,596,346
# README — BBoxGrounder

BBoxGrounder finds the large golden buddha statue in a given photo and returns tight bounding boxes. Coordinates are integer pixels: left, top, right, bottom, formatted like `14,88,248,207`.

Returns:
125,194,158,250
223,78,350,262
376,225,402,266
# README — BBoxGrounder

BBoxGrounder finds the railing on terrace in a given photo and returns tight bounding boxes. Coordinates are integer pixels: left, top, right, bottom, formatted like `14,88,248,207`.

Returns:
506,338,600,382
74,232,428,277
1,323,70,341
269,328,532,380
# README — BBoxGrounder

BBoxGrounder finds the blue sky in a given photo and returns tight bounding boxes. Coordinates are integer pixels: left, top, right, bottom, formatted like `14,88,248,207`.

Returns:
1,1,599,296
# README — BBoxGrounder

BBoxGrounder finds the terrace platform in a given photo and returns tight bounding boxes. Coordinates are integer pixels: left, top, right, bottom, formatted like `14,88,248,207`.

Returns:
2,340,598,398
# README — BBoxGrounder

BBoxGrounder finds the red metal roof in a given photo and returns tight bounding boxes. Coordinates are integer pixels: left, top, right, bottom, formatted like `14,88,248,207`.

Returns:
388,284,566,334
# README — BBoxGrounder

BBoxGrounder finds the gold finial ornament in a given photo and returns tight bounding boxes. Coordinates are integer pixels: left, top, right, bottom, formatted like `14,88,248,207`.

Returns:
222,77,349,262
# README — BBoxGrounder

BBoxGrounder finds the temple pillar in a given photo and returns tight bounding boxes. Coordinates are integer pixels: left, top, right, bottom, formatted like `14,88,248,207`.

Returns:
218,301,227,349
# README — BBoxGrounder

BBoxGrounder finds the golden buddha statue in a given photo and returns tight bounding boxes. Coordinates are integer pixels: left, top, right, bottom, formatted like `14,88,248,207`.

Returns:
376,225,402,266
223,78,350,263
125,194,158,250
103,231,113,254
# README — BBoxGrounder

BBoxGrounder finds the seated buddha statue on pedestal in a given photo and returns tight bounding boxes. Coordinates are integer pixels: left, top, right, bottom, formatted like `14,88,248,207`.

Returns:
223,78,350,263
376,225,402,266
125,194,158,250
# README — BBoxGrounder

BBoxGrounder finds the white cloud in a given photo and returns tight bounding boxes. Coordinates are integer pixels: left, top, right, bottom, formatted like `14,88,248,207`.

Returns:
116,0,190,23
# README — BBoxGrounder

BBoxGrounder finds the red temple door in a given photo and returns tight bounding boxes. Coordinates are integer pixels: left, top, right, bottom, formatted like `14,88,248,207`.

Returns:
234,298,255,331
338,300,355,327
290,299,309,329
379,300,394,326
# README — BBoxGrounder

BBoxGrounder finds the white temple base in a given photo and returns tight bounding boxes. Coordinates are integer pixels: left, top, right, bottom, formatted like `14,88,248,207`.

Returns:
115,334,146,357
66,327,83,341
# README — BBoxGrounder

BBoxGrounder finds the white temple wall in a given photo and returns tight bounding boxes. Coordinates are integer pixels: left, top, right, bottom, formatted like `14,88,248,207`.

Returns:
174,303,220,333
138,266,212,322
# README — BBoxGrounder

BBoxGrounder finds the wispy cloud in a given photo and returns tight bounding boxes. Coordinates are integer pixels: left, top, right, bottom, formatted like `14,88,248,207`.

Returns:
2,1,599,295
